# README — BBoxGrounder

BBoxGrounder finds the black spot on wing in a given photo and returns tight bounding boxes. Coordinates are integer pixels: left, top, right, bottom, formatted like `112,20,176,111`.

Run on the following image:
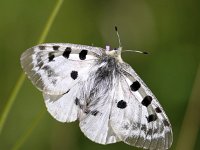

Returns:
38,46,45,50
155,107,162,113
79,50,88,60
163,119,170,127
91,110,99,116
75,97,79,105
117,100,127,109
48,53,55,62
63,47,71,58
53,45,60,50
71,71,78,80
147,114,157,123
130,80,141,91
141,96,152,107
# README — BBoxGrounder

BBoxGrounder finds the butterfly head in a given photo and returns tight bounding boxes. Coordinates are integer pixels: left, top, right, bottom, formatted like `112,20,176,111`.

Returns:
103,26,123,62
105,45,123,62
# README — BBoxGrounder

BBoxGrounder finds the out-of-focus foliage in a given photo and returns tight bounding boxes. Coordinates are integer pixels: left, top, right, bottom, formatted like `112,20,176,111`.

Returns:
0,0,199,150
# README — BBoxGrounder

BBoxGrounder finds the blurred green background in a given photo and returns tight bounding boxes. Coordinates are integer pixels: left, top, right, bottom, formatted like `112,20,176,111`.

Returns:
0,0,200,149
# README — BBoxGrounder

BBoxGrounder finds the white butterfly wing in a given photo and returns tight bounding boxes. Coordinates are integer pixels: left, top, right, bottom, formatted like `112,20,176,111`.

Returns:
79,99,121,144
43,83,83,122
110,63,173,149
21,43,104,122
79,64,120,144
20,43,103,95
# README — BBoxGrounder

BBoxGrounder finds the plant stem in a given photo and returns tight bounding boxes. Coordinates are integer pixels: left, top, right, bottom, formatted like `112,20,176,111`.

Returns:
0,74,25,134
0,0,64,135
38,0,64,44
11,110,45,150
176,64,200,150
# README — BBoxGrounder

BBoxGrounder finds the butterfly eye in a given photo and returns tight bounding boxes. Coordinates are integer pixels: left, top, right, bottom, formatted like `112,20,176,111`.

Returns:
114,48,118,51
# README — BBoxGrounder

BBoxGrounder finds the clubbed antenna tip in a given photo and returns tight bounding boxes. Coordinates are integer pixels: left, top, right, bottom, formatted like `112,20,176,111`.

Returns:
115,26,118,31
143,52,148,54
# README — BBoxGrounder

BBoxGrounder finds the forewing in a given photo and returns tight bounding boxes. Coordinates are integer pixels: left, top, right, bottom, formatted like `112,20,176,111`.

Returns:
20,43,103,95
110,63,173,149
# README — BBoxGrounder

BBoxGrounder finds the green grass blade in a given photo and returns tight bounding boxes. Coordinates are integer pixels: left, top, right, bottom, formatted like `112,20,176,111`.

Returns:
0,74,25,134
11,110,45,150
0,0,64,136
38,0,64,44
176,64,200,150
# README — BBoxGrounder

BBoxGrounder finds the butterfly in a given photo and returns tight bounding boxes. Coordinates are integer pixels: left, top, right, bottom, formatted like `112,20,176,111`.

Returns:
20,27,173,149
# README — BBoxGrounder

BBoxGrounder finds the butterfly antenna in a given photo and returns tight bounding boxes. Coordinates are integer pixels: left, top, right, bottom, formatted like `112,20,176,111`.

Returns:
122,50,148,55
115,26,148,55
115,26,122,48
